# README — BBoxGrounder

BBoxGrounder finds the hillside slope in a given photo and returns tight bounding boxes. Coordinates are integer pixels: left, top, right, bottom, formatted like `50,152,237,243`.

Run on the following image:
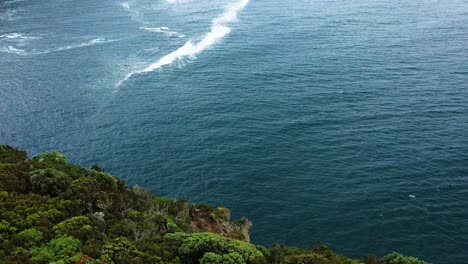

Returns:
0,145,428,264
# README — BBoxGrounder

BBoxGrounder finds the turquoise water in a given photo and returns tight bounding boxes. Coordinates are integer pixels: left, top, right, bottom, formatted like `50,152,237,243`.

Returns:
1,0,467,262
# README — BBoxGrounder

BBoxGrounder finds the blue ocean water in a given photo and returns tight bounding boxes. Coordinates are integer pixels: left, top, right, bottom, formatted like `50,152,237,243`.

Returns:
1,0,467,262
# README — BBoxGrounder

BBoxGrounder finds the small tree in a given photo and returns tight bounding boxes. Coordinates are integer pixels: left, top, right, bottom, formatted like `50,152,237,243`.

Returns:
30,168,69,196
165,232,265,264
32,150,67,164
381,252,429,264
13,228,43,248
52,215,100,242
100,237,145,264
31,235,82,263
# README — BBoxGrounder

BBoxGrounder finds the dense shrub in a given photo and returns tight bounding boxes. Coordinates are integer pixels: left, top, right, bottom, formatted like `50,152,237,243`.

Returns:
30,168,69,196
30,235,82,263
381,252,429,264
165,232,265,264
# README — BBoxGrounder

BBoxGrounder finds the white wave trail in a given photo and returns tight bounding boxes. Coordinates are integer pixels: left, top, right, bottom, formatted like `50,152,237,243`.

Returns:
0,33,41,42
118,0,249,86
0,45,27,55
53,38,110,52
0,38,114,56
141,27,185,38
0,33,23,39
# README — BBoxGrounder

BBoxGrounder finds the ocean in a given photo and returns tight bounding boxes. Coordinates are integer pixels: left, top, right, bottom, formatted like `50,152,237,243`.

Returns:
1,0,467,262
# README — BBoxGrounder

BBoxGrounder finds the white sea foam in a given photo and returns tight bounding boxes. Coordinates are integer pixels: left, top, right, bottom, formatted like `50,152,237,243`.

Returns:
0,38,114,56
118,0,249,86
2,0,25,6
0,33,39,56
0,9,18,21
0,33,23,39
53,38,110,52
0,33,41,41
0,45,27,55
141,27,185,38
166,0,191,3
120,2,130,9
119,1,148,27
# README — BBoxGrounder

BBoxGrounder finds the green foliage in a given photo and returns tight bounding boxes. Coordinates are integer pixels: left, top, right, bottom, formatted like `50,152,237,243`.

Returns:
267,244,360,264
200,252,224,263
32,150,67,164
284,252,361,264
30,168,69,196
285,253,329,264
31,235,82,264
381,252,429,264
14,228,43,247
52,215,101,242
0,146,429,264
0,151,30,192
100,237,145,264
212,207,230,221
165,232,265,264
201,252,246,264
268,244,309,263
0,220,17,241
0,145,28,163
76,256,103,264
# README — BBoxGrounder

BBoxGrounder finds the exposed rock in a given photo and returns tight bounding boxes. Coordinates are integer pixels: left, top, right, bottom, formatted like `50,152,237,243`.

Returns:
93,211,105,222
189,207,252,242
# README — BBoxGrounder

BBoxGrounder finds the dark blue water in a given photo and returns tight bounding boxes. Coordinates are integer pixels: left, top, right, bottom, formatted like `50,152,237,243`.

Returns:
1,0,467,263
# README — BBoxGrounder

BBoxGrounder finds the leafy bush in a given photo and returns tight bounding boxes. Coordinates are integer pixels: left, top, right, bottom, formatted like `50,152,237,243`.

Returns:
200,252,247,264
52,215,101,242
14,228,43,248
31,235,82,263
30,168,69,196
381,252,429,264
0,145,27,163
100,237,145,264
165,232,265,264
32,150,67,164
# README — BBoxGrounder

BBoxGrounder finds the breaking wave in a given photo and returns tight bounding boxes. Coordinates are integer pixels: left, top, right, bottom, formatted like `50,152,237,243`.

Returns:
118,0,249,86
120,2,130,9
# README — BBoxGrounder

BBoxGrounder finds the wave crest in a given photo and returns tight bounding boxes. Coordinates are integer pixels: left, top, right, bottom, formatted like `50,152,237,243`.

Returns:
118,0,249,86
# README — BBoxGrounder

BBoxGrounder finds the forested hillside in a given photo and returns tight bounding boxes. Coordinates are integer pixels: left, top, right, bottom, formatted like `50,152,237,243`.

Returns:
0,145,428,264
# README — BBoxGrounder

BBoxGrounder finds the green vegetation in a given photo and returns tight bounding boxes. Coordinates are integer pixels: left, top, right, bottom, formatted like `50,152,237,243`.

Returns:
0,145,429,264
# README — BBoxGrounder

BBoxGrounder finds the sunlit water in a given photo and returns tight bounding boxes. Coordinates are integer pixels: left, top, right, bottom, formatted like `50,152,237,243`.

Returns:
1,0,467,263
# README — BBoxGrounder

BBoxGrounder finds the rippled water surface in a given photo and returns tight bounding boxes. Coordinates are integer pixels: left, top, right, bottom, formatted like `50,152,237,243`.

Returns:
1,0,467,263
